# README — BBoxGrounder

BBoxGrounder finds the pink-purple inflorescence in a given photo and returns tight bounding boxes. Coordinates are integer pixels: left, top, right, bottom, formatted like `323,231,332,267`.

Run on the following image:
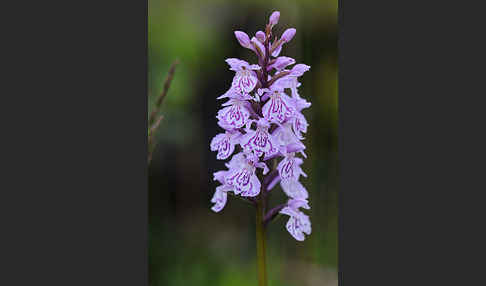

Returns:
210,11,312,241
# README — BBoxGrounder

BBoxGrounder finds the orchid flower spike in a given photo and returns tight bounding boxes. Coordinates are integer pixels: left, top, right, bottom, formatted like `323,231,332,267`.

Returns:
210,11,312,242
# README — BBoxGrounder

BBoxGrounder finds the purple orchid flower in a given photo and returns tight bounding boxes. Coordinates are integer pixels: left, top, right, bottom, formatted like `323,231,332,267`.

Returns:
278,153,307,181
268,11,280,27
216,98,252,130
210,130,242,160
261,85,296,124
226,58,260,95
266,152,308,200
271,121,306,156
225,152,268,197
241,118,279,158
211,185,230,212
280,198,312,241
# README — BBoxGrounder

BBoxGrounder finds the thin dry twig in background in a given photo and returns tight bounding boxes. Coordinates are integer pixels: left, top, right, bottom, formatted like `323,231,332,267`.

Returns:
149,60,179,125
148,60,179,164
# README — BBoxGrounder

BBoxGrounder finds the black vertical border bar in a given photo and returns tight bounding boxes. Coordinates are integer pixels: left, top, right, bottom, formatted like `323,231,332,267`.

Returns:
2,0,150,284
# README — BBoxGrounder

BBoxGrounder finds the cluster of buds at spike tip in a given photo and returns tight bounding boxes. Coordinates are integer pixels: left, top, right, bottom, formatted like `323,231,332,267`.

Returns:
210,11,312,241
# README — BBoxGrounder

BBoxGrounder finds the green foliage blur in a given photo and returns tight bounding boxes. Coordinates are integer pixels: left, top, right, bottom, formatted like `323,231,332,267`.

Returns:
149,0,338,285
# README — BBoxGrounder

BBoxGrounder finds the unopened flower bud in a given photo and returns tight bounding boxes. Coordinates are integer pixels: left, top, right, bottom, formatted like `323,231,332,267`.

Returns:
281,28,296,42
269,11,280,26
255,31,266,43
234,31,251,48
271,56,296,71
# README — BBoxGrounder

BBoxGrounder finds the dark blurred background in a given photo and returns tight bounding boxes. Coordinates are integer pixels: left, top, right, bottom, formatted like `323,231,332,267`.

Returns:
149,0,338,285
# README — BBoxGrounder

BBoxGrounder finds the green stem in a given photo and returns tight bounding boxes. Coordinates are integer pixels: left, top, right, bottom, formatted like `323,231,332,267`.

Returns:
256,192,267,286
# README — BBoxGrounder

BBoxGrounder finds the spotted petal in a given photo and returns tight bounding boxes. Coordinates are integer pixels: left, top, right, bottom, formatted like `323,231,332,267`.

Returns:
262,91,296,123
217,101,251,130
210,132,241,160
242,128,278,158
292,112,309,140
278,155,306,181
225,166,260,197
241,173,261,197
284,213,311,241
232,70,258,95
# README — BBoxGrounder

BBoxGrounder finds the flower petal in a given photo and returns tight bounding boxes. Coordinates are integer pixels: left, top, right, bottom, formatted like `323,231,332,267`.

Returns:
226,58,250,71
251,37,266,58
242,128,278,158
213,170,228,184
281,179,308,199
225,165,259,197
241,173,261,197
234,31,251,48
210,133,227,151
262,91,295,123
280,208,311,241
290,64,311,77
269,11,280,26
268,56,295,71
225,152,247,169
255,31,266,42
232,70,258,95
287,198,310,210
292,112,309,139
211,186,229,212
281,28,296,42
217,101,250,130
271,41,282,57
286,216,305,241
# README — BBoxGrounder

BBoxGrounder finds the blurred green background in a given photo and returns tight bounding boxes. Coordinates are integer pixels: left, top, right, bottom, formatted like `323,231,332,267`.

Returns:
148,0,338,285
